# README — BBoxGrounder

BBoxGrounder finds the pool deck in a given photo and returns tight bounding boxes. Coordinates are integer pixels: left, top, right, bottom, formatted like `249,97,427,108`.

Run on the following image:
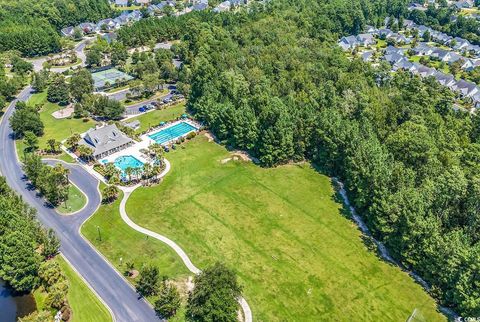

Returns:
99,119,200,166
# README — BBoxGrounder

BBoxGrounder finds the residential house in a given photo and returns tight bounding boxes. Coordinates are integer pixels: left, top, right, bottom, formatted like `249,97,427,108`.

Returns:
434,71,456,87
452,79,479,97
454,0,474,9
79,22,96,34
364,25,377,33
97,18,118,31
384,52,407,66
135,0,151,5
102,32,118,44
451,37,470,51
61,26,75,38
214,0,231,12
361,51,374,62
356,33,376,47
193,2,208,10
411,63,436,78
388,33,412,44
471,92,480,108
403,19,416,29
408,3,427,11
385,45,406,56
81,125,134,160
115,0,128,6
338,35,359,50
377,28,394,38
413,42,435,56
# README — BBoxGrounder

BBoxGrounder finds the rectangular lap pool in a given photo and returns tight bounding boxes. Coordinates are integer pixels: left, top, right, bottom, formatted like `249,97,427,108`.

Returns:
148,122,198,145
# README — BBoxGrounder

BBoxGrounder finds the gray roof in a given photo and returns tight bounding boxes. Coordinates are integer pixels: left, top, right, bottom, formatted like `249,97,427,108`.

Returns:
83,124,133,157
115,0,128,5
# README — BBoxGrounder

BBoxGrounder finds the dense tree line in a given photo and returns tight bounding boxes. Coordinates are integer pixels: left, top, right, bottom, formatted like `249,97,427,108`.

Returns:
0,176,60,292
0,0,112,56
409,6,480,45
118,0,480,315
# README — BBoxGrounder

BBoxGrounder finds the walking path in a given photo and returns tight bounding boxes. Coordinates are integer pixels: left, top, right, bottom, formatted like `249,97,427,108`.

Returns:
117,159,253,322
334,178,457,319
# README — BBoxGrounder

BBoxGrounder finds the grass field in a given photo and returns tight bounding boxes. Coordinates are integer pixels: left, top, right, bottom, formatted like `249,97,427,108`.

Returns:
81,188,189,282
57,256,112,322
26,92,95,149
56,184,87,214
14,92,96,161
129,102,186,133
124,135,445,322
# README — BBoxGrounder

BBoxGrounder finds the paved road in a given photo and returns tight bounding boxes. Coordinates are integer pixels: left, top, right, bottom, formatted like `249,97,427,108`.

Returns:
28,38,91,73
0,86,161,322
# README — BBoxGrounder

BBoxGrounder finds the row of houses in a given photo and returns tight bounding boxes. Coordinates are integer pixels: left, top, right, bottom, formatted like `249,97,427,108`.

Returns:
213,0,250,12
113,0,150,6
61,10,143,37
382,45,480,107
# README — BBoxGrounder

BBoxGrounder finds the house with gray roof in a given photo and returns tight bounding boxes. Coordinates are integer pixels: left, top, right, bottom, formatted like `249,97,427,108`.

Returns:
361,51,374,62
213,0,231,12
338,35,359,50
378,28,394,38
411,63,436,78
471,92,480,108
413,42,435,56
61,26,75,37
454,0,474,9
434,71,456,87
81,124,134,159
451,79,479,97
357,33,376,46
193,2,208,10
451,37,470,50
385,45,406,56
115,0,128,6
408,3,427,11
79,22,96,34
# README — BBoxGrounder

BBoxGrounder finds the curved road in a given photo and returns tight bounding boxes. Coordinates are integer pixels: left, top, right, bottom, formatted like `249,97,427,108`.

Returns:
0,86,160,322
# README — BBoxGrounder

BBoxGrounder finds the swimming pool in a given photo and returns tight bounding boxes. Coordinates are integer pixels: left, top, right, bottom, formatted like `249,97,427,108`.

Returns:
114,155,144,172
148,122,197,145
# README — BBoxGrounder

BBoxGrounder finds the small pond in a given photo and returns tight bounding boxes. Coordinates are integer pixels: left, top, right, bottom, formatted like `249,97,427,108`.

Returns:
0,280,36,321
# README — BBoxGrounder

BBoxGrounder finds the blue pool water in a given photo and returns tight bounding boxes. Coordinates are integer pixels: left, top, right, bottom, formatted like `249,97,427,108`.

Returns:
148,122,197,144
114,155,144,172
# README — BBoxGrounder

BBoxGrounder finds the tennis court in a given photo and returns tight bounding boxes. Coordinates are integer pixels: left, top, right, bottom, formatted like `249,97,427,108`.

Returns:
91,68,134,90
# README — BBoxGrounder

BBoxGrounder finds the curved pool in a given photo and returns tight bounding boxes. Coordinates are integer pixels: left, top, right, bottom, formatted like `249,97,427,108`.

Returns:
114,155,144,172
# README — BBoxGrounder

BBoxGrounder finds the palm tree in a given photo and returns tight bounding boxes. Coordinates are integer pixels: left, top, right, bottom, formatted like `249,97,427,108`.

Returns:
102,185,119,203
66,133,81,151
125,167,134,182
152,164,162,182
142,163,152,185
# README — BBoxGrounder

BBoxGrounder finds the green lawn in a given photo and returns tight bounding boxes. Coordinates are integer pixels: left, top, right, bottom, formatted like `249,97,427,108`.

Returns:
57,256,112,322
129,102,186,133
15,92,96,161
124,135,445,322
27,92,96,148
81,187,190,283
56,184,87,214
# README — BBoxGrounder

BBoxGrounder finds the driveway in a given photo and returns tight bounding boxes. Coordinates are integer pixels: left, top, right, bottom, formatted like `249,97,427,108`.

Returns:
0,86,161,322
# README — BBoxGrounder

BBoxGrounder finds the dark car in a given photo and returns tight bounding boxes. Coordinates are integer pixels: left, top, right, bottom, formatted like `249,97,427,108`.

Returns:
164,146,170,152
138,107,146,112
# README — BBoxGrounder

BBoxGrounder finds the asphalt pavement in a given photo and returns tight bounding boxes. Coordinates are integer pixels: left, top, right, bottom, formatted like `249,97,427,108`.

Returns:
0,86,161,322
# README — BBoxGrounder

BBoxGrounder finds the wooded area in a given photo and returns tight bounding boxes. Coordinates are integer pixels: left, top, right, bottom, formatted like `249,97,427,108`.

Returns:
0,0,112,56
118,0,479,315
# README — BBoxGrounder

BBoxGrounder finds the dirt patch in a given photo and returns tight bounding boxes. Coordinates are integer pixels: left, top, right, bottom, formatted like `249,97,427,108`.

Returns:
204,131,216,142
52,106,74,119
129,270,139,279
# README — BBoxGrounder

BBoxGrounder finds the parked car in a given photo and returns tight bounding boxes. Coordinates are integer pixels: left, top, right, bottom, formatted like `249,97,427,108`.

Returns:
164,146,170,152
138,107,146,112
